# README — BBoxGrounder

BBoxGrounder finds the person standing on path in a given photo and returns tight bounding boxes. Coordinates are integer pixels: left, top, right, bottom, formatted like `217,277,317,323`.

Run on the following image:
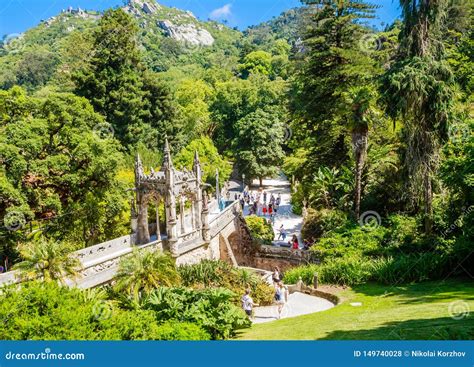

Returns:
275,281,288,319
263,191,267,203
277,225,286,241
241,289,258,319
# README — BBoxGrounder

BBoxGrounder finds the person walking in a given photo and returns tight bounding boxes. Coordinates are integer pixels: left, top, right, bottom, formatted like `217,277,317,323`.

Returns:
275,281,288,319
263,191,267,203
262,204,268,216
277,225,286,241
241,289,258,319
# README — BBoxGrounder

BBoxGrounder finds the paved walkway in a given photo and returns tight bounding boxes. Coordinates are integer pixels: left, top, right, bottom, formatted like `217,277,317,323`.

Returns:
244,173,304,248
253,291,335,324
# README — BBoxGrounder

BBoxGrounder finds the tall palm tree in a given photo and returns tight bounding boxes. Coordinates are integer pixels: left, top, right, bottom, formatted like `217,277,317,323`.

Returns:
13,238,81,283
343,86,379,219
114,249,180,298
383,0,455,233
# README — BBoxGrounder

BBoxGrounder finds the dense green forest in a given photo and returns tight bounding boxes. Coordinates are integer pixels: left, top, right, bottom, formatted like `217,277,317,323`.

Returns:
0,0,472,340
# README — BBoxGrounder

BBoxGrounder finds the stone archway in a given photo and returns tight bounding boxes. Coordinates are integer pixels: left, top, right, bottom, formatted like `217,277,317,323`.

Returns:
131,140,208,257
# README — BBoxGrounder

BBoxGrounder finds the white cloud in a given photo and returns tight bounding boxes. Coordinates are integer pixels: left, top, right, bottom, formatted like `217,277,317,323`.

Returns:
209,4,232,20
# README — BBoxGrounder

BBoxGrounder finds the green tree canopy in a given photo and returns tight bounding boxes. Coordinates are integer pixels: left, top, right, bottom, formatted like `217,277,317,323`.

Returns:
233,108,285,186
0,87,126,251
174,137,232,189
74,9,178,149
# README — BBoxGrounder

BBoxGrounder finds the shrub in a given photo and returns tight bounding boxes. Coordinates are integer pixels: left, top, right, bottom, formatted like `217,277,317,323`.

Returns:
99,310,210,340
178,259,232,288
114,249,181,298
317,256,374,285
284,251,455,287
245,215,274,245
283,264,320,285
0,281,210,340
302,208,348,240
311,225,387,260
372,252,452,284
144,287,251,339
178,260,274,306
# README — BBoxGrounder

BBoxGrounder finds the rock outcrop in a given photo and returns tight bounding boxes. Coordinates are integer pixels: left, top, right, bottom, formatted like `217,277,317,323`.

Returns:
123,0,161,17
157,20,214,46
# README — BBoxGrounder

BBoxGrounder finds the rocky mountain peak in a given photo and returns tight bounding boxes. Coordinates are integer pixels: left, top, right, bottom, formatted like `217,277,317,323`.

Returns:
123,0,161,16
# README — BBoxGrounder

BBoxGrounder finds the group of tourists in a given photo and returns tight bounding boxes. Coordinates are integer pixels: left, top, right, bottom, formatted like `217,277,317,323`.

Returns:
240,189,282,221
241,267,289,321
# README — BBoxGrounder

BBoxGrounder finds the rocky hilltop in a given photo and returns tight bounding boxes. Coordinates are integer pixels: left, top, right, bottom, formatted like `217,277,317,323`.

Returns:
123,0,215,46
39,0,216,48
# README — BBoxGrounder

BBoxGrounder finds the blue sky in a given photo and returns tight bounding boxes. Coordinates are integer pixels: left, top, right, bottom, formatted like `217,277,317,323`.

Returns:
0,0,400,37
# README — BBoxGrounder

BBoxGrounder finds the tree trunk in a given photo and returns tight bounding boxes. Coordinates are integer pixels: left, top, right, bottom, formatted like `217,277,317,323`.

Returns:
259,177,263,187
352,130,368,220
423,172,433,234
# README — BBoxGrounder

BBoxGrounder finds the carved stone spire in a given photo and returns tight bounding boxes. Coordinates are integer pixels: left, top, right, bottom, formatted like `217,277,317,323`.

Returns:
162,138,173,170
193,150,200,168
135,153,144,184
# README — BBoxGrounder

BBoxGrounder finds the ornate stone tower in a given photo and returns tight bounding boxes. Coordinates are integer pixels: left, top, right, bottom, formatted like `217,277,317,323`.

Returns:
131,140,208,256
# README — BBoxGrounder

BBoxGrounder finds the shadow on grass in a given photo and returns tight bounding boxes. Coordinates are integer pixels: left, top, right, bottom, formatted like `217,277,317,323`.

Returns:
352,278,474,305
319,315,474,340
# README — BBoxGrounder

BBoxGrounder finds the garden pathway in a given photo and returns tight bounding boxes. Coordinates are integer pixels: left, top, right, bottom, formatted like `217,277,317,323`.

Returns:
252,291,335,324
243,173,304,248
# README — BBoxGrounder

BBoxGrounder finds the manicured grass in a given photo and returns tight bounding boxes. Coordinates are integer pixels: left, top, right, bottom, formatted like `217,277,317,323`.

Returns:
238,278,474,340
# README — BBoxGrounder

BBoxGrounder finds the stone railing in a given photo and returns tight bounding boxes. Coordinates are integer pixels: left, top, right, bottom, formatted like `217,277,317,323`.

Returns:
287,279,340,305
0,235,163,289
0,201,242,288
256,245,318,264
209,201,240,238
177,229,203,253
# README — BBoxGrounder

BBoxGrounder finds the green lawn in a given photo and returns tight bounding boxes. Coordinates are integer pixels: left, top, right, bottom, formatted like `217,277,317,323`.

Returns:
238,278,474,340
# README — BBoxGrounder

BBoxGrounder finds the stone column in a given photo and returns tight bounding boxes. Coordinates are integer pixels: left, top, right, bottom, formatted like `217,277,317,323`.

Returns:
166,189,178,257
179,196,185,234
201,190,210,242
193,151,203,232
137,193,150,245
191,202,196,230
155,198,160,239
130,197,138,234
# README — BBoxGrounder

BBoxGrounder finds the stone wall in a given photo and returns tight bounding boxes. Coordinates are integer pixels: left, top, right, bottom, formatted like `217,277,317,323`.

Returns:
174,232,220,266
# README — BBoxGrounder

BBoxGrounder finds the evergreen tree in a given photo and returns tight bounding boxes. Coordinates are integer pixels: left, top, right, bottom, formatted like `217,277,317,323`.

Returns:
383,0,456,233
292,0,379,217
74,9,177,149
